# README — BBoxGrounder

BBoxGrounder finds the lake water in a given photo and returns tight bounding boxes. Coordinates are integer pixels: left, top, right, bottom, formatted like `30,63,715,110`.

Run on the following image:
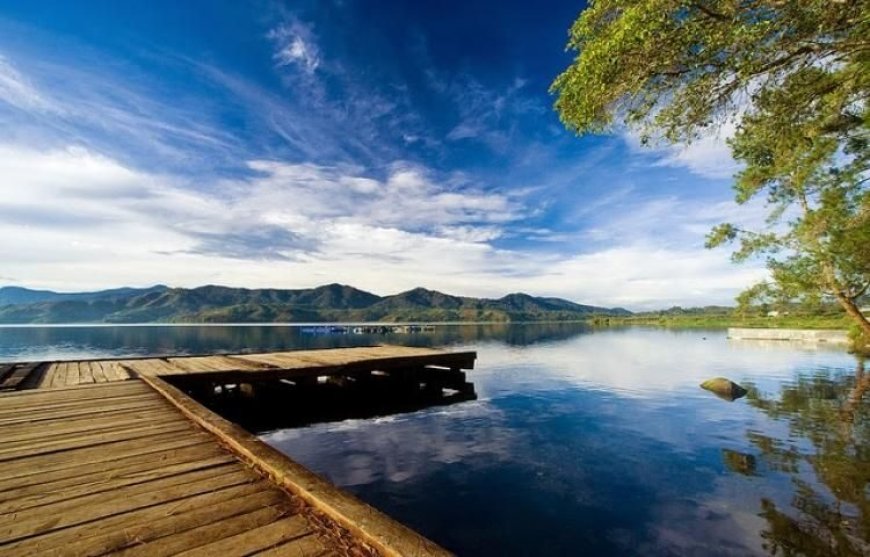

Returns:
1,324,866,556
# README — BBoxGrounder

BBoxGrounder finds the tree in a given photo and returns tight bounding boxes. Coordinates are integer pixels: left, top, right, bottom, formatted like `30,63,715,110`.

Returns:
550,1,870,340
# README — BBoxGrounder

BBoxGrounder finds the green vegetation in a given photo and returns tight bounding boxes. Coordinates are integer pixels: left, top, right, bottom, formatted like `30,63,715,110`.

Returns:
591,304,851,330
551,1,870,345
0,284,628,324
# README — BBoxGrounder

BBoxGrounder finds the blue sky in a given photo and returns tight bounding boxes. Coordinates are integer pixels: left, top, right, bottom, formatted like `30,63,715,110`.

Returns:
0,0,766,309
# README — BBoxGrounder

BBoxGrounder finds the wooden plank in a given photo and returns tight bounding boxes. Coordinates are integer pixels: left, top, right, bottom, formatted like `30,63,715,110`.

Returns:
0,466,253,543
0,403,179,436
120,359,183,377
252,533,331,557
0,413,187,453
116,507,303,557
76,361,94,385
67,360,81,386
0,396,163,425
0,430,212,481
0,387,163,414
0,363,40,391
0,439,219,495
89,361,108,383
199,355,271,372
0,387,149,413
101,361,132,382
54,489,285,557
0,385,152,411
0,379,147,402
173,514,312,557
142,375,453,557
37,363,59,389
166,356,238,373
0,454,235,514
0,420,196,462
0,364,15,384
0,481,274,557
0,409,182,445
49,362,68,388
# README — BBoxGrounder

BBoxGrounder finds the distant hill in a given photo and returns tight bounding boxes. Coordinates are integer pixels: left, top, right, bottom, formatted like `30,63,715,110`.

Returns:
0,285,168,306
0,283,630,324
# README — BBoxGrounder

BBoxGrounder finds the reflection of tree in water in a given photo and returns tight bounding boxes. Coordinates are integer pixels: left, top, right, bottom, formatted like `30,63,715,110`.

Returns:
742,359,869,556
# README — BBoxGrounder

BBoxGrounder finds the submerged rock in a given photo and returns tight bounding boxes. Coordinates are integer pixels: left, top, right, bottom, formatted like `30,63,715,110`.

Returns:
700,377,748,401
721,449,757,476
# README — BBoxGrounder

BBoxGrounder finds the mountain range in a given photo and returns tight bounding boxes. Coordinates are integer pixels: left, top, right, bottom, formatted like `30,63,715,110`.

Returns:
0,284,631,324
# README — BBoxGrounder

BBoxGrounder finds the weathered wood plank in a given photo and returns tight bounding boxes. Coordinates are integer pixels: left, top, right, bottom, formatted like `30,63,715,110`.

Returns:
4,346,474,389
0,440,220,496
89,361,108,383
142,374,453,557
0,430,212,481
0,389,168,417
0,408,177,443
0,481,274,557
37,363,59,389
0,363,41,391
173,514,312,557
116,507,302,557
251,533,331,557
0,364,15,384
76,361,94,384
50,362,68,388
0,420,196,462
56,489,283,557
101,360,133,381
0,378,147,401
0,396,161,426
120,359,183,377
165,356,251,374
0,466,253,543
70,360,83,385
0,454,235,514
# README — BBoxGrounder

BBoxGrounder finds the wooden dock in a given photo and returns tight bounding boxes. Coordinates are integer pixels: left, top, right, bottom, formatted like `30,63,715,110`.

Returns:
0,346,477,556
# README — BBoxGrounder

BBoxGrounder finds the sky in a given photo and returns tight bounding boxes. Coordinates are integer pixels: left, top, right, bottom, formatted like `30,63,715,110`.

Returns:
0,0,768,310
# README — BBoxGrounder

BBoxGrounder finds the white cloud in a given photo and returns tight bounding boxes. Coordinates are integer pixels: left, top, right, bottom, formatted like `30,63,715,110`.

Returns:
0,143,762,308
0,55,59,114
623,122,741,180
0,51,239,169
268,21,321,73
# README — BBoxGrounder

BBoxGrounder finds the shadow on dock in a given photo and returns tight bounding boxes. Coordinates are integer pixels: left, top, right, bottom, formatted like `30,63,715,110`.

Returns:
166,366,477,434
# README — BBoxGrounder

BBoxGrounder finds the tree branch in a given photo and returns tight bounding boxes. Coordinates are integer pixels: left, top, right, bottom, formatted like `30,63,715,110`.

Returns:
691,2,730,22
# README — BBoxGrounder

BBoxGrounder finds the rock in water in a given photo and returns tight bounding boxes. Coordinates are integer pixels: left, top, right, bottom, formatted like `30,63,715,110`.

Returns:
700,377,748,401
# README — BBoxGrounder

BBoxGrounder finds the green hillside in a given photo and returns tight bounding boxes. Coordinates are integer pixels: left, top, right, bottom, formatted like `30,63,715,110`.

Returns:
0,284,630,324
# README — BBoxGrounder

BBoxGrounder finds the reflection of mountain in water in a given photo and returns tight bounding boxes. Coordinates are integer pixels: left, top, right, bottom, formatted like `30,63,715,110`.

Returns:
0,322,593,362
740,360,869,556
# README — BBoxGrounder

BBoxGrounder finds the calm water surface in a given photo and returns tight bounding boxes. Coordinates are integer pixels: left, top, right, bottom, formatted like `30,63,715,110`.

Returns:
1,323,866,556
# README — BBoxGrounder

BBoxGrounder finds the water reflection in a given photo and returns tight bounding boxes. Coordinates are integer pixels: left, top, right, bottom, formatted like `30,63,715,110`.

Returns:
0,321,591,362
262,329,866,555
2,324,866,555
743,359,869,556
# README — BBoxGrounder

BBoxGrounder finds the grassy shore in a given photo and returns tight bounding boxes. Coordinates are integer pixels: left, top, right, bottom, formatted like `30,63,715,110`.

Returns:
589,313,851,330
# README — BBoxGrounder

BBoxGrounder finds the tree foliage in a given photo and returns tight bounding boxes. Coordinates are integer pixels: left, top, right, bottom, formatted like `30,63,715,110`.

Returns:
551,1,870,337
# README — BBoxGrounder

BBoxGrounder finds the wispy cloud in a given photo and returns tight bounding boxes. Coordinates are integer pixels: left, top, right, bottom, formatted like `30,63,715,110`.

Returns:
622,123,741,180
268,19,321,73
0,55,60,114
0,50,240,173
0,143,762,307
440,74,544,153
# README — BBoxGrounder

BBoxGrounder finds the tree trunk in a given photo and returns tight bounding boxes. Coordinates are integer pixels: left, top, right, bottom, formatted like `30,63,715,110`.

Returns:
833,291,870,340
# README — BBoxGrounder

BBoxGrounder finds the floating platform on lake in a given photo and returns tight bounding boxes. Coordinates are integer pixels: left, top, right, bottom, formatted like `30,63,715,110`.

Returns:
727,327,849,345
0,346,477,556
